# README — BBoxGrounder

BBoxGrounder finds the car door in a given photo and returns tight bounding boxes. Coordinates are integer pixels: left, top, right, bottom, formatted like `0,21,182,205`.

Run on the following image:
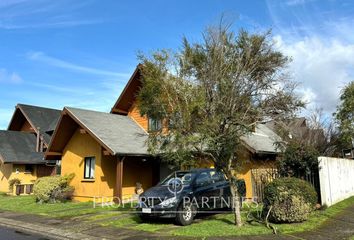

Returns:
210,170,231,208
193,172,216,211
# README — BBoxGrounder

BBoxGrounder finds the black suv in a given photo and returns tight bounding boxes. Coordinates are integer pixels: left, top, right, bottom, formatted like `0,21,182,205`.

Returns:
137,168,241,225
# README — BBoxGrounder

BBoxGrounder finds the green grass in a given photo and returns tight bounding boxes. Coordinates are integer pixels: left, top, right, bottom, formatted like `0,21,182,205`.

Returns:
0,194,125,218
0,194,353,237
171,196,354,237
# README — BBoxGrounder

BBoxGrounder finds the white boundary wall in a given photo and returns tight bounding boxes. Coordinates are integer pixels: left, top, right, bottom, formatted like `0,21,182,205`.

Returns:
319,156,354,206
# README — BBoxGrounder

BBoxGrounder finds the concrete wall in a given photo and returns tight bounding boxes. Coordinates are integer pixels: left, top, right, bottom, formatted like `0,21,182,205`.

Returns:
319,156,354,206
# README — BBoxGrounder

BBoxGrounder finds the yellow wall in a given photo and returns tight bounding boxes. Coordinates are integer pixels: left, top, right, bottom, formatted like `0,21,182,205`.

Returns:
61,129,156,202
61,129,115,202
0,163,38,193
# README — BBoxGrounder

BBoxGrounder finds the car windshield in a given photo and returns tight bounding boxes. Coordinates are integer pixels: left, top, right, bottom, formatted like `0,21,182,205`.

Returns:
160,171,195,186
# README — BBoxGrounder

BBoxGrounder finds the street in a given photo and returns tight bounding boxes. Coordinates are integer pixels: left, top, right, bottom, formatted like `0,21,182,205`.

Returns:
0,226,52,240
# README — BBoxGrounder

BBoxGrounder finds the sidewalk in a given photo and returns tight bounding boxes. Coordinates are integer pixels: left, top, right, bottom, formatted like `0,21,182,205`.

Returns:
0,204,353,240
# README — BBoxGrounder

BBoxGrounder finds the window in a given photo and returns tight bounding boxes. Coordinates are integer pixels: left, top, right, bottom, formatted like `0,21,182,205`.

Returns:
168,112,181,129
195,172,212,187
56,160,62,175
84,157,95,179
25,165,34,173
148,117,162,132
210,170,226,183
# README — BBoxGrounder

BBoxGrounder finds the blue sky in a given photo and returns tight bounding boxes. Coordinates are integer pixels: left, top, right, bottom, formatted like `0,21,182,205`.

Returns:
1,0,354,129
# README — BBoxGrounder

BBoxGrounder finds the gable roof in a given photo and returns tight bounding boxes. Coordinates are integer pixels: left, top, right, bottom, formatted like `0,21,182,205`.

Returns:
8,104,61,144
0,131,44,164
46,107,149,159
241,124,283,154
111,65,142,114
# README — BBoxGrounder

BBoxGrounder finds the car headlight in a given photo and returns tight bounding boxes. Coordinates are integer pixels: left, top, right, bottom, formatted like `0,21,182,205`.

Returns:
159,196,177,208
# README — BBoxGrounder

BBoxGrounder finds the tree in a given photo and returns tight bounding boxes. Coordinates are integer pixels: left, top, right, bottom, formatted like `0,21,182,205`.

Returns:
278,141,319,178
335,81,354,148
136,22,303,226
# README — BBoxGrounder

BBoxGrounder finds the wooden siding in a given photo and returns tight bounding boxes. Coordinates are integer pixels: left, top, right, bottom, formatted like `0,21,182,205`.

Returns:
20,120,35,132
127,102,148,131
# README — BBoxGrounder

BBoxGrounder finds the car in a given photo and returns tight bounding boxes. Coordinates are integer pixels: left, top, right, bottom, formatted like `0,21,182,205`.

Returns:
137,168,244,226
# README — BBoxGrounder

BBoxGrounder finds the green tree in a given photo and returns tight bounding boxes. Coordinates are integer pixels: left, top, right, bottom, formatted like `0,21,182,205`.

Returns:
277,141,319,178
137,23,303,226
335,81,354,148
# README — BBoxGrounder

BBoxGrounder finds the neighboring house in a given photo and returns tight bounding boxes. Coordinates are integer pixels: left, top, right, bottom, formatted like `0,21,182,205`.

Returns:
45,66,282,202
0,104,61,194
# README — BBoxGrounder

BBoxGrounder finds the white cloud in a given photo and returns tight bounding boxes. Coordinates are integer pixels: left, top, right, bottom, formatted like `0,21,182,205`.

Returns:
0,68,23,84
274,35,354,114
27,51,130,78
0,0,102,29
285,0,307,6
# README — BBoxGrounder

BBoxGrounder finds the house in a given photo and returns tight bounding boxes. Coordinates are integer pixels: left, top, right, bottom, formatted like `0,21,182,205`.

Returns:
45,66,282,202
0,104,61,194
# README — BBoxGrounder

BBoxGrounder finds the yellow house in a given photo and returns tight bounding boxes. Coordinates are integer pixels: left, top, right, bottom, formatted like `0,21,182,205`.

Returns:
0,104,60,194
46,66,281,202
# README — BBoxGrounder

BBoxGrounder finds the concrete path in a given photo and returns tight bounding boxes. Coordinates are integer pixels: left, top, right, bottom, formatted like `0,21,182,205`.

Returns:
0,205,353,240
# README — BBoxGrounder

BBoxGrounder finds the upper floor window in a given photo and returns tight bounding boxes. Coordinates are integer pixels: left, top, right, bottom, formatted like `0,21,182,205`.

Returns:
148,117,162,132
84,157,95,179
25,165,34,174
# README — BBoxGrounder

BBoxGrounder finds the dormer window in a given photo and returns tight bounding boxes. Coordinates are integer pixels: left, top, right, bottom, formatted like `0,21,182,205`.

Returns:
148,117,162,132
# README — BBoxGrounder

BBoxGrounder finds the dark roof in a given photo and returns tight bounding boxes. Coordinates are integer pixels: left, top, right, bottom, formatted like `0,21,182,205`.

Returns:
47,107,149,158
0,131,45,164
16,104,61,143
67,107,149,155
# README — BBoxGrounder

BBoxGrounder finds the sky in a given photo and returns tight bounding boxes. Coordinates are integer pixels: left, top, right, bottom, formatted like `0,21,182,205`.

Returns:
0,0,353,129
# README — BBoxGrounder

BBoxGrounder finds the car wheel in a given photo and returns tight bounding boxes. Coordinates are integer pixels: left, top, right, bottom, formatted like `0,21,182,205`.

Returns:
138,214,150,222
175,203,196,226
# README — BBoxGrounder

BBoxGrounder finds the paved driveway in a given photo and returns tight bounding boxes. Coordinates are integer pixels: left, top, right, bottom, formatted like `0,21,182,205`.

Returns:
0,226,52,240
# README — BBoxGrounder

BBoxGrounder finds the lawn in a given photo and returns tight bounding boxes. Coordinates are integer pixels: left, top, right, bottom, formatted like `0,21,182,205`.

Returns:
0,193,353,237
0,194,126,218
171,196,354,237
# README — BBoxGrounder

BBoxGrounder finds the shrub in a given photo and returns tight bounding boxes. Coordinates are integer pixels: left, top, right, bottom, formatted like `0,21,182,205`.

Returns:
33,174,75,203
263,177,317,223
8,178,21,192
277,142,319,178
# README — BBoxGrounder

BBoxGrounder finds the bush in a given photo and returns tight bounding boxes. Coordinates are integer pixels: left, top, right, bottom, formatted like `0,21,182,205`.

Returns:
8,178,21,192
263,177,317,223
277,142,319,178
33,174,75,203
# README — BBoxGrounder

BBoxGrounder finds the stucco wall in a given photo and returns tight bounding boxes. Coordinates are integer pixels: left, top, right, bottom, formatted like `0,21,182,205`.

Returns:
319,156,354,206
0,163,38,193
62,129,115,201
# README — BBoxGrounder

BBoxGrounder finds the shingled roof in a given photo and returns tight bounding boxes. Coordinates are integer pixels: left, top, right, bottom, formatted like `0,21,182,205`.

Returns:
8,104,61,144
47,107,149,158
241,124,283,154
0,131,45,164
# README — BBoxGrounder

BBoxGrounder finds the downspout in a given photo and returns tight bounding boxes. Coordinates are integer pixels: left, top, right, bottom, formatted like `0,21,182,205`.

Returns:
36,127,40,152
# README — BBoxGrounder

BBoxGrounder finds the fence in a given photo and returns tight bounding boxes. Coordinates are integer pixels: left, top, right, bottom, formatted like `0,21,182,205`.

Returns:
251,167,321,203
318,156,354,207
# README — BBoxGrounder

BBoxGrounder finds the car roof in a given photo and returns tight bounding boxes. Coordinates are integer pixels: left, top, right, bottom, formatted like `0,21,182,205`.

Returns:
176,168,218,173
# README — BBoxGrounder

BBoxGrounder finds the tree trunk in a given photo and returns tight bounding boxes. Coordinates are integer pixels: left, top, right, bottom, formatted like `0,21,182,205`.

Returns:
224,169,242,227
230,180,243,226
